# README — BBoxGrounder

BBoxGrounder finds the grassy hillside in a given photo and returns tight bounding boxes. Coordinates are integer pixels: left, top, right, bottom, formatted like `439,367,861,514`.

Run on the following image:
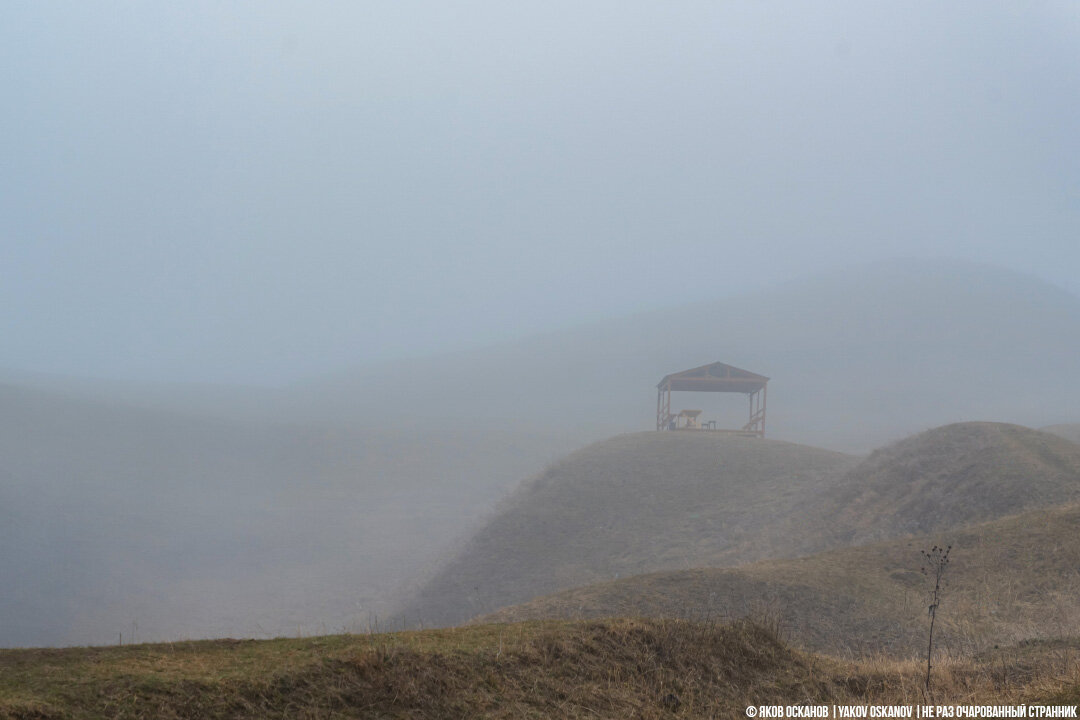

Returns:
481,502,1080,657
2,619,1077,719
397,432,858,627
401,422,1080,630
814,422,1080,546
0,620,826,719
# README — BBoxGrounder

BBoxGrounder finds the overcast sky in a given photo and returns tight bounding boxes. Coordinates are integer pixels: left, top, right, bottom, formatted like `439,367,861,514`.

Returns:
2,2,1078,385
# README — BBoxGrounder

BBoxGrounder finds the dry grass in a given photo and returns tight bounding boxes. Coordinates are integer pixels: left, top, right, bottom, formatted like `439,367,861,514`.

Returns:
1,619,1076,719
815,422,1080,547
0,619,838,719
824,640,1080,707
479,502,1080,658
401,423,1080,631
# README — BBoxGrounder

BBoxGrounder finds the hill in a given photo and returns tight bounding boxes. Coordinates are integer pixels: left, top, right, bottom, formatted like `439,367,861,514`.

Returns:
813,422,1080,547
301,259,1080,452
10,258,1080,647
396,432,857,627
0,384,581,647
480,502,1080,658
1044,424,1080,446
2,619,1077,719
401,421,1080,629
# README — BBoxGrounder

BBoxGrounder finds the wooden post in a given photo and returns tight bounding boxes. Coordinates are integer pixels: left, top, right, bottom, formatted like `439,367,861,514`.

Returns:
760,383,767,437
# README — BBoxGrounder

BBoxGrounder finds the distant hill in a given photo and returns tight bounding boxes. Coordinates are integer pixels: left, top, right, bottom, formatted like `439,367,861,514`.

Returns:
301,259,1080,452
481,502,1080,657
1043,423,1080,445
0,384,580,647
396,432,857,627
812,422,1080,547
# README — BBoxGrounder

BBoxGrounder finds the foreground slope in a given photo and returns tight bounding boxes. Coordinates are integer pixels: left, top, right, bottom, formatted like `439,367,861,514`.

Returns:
0,620,833,720
3,620,1077,719
482,502,1080,657
398,432,857,627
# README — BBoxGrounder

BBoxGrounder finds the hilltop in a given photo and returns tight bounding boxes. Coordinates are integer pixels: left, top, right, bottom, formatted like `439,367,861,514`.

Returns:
303,259,1080,451
397,432,857,627
480,501,1080,658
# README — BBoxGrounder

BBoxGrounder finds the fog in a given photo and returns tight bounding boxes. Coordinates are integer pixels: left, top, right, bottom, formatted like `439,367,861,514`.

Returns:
4,1,1079,385
2,2,1080,646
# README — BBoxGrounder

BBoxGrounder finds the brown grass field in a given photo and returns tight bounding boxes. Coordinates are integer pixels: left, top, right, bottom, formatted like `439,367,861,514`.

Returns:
1,618,1077,719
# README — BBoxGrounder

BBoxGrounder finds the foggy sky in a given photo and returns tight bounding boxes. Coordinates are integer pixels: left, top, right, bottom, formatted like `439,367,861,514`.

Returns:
3,2,1079,385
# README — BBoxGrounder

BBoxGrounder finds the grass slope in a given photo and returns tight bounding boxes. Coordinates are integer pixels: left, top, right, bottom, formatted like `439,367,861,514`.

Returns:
403,422,1080,629
0,620,833,719
2,620,1077,719
398,432,857,627
815,422,1080,546
480,502,1080,657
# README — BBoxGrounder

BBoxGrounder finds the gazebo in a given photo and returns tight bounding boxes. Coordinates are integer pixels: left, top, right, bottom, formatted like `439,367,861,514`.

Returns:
656,362,769,436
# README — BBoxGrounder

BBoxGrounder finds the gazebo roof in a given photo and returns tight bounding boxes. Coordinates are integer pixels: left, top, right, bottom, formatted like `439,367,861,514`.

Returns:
657,361,768,393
